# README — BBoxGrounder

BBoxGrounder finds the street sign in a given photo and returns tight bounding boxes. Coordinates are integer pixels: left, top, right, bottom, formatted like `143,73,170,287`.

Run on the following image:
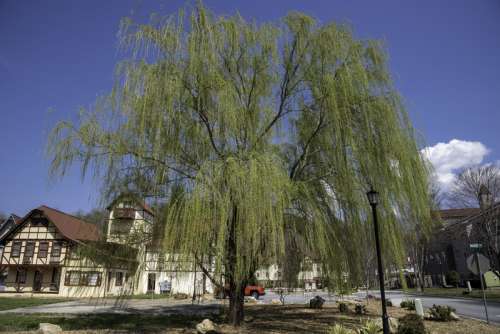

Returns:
470,243,483,249
467,253,490,275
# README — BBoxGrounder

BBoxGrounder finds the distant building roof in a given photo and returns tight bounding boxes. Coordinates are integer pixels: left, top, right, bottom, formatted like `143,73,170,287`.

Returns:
433,208,481,222
0,214,21,241
106,193,155,216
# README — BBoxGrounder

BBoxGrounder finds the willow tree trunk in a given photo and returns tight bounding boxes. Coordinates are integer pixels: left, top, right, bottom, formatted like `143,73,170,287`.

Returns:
228,280,245,326
226,205,245,326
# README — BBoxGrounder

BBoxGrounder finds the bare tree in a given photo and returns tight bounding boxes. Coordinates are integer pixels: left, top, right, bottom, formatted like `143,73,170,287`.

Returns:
449,165,500,208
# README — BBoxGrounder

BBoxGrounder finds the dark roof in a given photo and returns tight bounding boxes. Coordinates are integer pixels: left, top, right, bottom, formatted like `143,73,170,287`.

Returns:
433,208,480,221
0,214,22,239
5,206,100,242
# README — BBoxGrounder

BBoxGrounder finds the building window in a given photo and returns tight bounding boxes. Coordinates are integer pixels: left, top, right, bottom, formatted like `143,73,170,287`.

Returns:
64,271,101,286
23,241,35,264
25,241,35,257
38,242,49,258
115,272,123,286
15,269,27,284
11,241,22,257
50,242,62,262
87,272,102,286
65,271,81,286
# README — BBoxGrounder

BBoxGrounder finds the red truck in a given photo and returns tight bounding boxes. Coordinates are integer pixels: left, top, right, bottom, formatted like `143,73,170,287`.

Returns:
215,284,265,299
244,285,265,299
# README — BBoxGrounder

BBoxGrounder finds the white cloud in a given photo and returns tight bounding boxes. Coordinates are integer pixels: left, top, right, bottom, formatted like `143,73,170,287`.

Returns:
421,139,490,189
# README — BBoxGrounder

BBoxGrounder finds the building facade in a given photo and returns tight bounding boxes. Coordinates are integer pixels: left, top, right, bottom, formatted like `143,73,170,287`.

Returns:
423,190,500,288
0,197,212,297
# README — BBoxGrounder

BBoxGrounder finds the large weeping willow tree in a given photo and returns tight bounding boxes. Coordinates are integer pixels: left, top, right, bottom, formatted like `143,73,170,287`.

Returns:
48,3,430,325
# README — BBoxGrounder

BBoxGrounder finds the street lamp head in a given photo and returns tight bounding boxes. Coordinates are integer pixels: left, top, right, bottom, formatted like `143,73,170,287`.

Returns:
478,184,492,211
367,187,379,206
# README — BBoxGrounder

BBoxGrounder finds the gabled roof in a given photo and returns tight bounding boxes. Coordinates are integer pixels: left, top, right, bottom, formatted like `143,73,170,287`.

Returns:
3,206,100,242
106,193,155,216
37,206,100,241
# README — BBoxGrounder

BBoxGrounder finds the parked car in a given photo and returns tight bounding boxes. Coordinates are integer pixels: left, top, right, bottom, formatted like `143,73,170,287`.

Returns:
214,284,265,299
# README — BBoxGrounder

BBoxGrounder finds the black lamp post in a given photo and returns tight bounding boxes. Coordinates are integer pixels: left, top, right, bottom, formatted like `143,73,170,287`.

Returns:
367,187,389,334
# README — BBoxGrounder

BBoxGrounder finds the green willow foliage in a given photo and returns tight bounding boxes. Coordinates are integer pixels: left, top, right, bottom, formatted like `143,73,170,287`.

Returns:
48,4,430,292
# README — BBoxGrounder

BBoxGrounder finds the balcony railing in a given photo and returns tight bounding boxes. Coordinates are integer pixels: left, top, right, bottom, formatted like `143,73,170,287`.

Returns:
113,208,136,219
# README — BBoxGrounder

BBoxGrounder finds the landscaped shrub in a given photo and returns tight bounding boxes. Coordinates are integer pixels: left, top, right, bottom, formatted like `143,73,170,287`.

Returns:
397,314,426,334
338,302,349,313
446,271,460,287
173,292,189,300
400,299,415,310
354,303,366,315
428,304,456,321
386,298,393,307
358,320,382,334
327,324,353,334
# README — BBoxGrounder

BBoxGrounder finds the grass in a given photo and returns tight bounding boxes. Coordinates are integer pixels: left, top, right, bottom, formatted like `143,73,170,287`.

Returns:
0,301,498,333
0,313,212,332
0,297,70,311
403,287,500,302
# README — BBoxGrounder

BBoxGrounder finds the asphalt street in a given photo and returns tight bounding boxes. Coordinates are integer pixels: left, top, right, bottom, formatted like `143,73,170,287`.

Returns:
354,290,500,324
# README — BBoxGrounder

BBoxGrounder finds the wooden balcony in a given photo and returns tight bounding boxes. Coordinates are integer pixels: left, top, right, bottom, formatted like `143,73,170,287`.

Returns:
113,208,136,219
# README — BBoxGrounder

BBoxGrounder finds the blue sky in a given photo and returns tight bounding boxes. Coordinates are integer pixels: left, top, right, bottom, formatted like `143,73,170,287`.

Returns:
1,0,499,215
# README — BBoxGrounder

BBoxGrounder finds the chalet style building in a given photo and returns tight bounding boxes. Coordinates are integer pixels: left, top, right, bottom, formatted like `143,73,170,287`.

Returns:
0,196,212,297
0,206,100,295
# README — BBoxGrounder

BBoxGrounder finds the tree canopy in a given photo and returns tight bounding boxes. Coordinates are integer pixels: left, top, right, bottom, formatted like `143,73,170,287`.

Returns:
48,3,431,324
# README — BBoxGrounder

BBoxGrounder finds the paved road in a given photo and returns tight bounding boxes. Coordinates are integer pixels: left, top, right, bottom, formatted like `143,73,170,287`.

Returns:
2,289,498,325
354,290,500,324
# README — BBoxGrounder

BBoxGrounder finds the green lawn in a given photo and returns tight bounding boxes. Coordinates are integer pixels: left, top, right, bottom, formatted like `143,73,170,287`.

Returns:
403,287,500,302
0,313,214,332
0,297,70,311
